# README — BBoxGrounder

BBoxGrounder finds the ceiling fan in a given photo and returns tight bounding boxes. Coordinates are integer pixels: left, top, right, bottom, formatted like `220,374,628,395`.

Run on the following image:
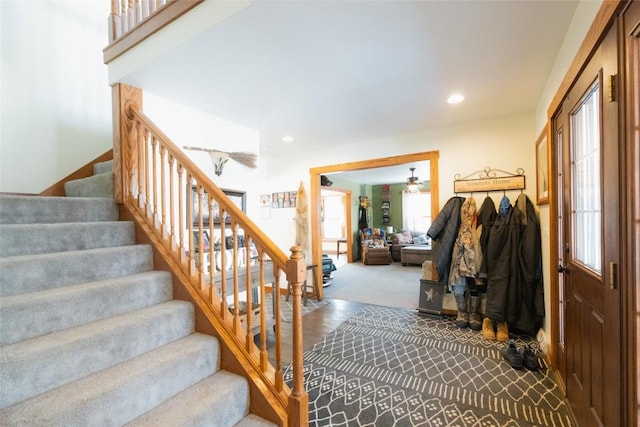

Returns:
406,167,422,192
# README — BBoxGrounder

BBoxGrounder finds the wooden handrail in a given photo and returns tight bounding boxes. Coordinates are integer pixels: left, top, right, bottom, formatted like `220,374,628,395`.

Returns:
114,84,307,425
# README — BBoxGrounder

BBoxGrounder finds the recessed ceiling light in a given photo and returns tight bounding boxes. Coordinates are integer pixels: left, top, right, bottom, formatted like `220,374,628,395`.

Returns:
282,135,294,143
447,94,464,104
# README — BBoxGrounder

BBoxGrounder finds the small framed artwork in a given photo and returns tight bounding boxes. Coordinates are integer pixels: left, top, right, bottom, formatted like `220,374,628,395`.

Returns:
259,194,270,207
382,208,390,216
193,229,210,251
381,201,390,209
535,127,549,205
191,186,246,225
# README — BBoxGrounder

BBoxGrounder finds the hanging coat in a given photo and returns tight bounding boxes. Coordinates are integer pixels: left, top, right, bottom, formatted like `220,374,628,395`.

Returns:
476,196,497,282
485,197,522,322
511,194,544,335
449,197,483,288
427,196,465,286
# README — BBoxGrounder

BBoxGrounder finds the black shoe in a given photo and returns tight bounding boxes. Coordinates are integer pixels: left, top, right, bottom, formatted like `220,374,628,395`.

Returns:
523,344,538,371
500,340,524,370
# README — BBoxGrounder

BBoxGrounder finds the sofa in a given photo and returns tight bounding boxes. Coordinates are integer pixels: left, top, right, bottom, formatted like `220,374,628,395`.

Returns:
359,228,392,265
390,230,431,263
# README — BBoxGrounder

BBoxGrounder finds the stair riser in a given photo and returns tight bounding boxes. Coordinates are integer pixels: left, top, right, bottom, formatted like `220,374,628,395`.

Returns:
0,245,154,296
0,222,135,257
128,371,250,427
0,196,118,224
0,334,219,426
93,160,113,175
0,271,173,346
64,172,113,198
1,301,195,409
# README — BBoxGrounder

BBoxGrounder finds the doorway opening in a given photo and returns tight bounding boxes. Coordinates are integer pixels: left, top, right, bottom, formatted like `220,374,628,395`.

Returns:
309,151,440,298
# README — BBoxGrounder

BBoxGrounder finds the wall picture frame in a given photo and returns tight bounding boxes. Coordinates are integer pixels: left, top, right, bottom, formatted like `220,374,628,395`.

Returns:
191,186,246,225
535,127,549,205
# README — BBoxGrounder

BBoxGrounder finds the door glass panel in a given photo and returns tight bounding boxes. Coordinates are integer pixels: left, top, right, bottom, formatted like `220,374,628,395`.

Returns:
570,82,602,273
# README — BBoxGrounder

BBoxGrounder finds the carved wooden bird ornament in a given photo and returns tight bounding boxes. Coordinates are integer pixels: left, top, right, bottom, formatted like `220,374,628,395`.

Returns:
183,146,258,176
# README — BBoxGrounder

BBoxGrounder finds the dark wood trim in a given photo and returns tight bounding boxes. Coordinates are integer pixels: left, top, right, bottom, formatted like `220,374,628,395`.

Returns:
621,1,640,425
39,150,113,197
103,0,204,64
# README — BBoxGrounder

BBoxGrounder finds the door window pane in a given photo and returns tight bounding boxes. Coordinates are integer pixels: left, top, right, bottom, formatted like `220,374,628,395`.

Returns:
571,82,601,273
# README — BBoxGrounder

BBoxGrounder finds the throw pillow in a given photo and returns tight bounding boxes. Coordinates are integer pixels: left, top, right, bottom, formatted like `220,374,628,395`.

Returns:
413,234,428,245
395,231,413,244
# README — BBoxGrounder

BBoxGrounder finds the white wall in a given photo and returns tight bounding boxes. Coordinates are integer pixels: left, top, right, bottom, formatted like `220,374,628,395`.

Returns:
258,111,537,252
0,0,112,193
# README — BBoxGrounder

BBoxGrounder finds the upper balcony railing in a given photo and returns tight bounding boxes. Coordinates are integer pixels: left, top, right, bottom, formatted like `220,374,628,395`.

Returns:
104,0,203,63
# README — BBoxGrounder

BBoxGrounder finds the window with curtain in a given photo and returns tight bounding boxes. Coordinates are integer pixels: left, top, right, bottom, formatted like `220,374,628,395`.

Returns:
401,190,431,232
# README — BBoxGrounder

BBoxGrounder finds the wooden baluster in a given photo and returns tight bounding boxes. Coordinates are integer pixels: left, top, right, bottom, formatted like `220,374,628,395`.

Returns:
258,249,268,371
273,266,282,392
145,128,152,213
232,223,240,333
187,175,195,274
128,0,135,32
208,196,216,304
177,164,185,262
108,0,121,42
245,235,253,349
197,185,205,287
286,245,309,426
159,145,167,237
139,127,148,211
140,0,149,22
167,153,175,247
151,136,158,224
219,209,227,321
135,122,144,209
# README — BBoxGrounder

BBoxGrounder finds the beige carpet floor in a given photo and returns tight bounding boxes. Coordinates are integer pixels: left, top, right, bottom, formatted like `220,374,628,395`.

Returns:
322,258,424,310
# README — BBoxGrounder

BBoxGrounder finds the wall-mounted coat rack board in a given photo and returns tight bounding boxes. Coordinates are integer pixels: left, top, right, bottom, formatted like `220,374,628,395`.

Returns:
453,167,525,193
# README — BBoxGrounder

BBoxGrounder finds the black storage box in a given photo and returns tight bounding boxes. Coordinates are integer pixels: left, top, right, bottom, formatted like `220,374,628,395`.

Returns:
418,279,444,316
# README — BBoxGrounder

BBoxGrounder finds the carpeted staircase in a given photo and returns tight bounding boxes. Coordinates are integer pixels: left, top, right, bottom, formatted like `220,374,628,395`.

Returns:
0,161,274,426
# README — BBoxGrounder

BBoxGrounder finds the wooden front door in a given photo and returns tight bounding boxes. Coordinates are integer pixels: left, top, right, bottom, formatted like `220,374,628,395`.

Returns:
554,20,622,427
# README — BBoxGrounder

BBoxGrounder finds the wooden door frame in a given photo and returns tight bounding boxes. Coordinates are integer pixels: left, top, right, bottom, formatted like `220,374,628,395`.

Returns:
547,1,636,425
309,151,440,299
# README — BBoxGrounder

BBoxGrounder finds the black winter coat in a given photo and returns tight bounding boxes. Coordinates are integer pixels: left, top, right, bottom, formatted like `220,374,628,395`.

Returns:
476,197,497,281
512,194,544,335
427,197,465,286
485,202,521,323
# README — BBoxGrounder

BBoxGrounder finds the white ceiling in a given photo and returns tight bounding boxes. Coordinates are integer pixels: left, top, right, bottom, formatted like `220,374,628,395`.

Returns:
121,0,579,183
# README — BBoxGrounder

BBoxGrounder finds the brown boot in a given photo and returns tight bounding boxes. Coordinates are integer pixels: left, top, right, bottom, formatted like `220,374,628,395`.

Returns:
469,296,482,331
454,294,469,329
496,321,509,342
482,317,496,340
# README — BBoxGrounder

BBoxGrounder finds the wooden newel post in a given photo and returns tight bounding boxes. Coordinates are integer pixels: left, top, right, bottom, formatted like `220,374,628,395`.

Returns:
286,245,309,426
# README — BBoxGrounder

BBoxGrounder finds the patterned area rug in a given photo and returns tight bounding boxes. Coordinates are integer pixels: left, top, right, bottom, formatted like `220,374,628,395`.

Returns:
285,305,574,427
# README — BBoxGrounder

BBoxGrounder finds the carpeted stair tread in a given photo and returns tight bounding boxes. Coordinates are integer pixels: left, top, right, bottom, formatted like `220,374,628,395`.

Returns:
0,195,118,224
93,159,113,175
1,300,195,409
0,271,173,346
0,244,153,296
128,370,250,426
234,414,279,427
0,221,135,257
64,172,114,198
0,333,219,426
